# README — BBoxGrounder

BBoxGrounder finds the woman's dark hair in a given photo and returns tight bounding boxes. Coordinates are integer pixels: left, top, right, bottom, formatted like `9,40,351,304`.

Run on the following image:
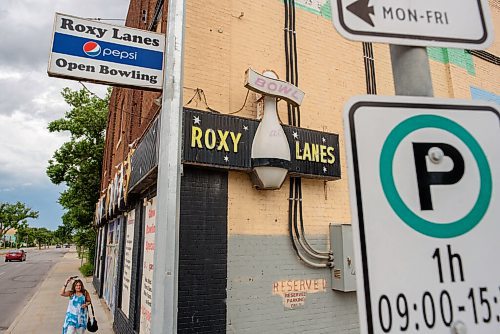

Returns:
70,279,87,296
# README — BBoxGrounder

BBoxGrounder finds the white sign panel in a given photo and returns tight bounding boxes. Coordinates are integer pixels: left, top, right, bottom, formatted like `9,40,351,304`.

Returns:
344,96,499,333
48,13,164,90
330,0,494,49
140,198,156,334
121,209,135,318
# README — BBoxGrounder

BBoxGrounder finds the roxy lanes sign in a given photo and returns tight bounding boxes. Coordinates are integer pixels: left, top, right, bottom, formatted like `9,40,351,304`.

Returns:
330,0,494,49
48,13,164,90
182,108,341,180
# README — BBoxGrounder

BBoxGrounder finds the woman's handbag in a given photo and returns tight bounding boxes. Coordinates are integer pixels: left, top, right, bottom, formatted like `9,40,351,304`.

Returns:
87,303,98,332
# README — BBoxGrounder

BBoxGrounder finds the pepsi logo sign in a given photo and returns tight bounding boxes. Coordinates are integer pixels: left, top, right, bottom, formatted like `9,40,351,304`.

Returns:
82,41,138,60
83,41,101,57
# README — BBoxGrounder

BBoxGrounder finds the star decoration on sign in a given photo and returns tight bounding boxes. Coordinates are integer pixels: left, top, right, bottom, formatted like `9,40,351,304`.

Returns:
292,132,299,139
243,125,249,131
224,155,229,162
193,116,201,125
322,137,326,143
323,166,327,173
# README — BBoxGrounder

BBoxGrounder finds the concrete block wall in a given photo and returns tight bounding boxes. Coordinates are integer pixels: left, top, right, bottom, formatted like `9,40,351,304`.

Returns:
227,234,358,334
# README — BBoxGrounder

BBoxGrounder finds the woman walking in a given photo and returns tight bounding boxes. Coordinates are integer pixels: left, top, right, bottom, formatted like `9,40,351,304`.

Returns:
60,276,92,334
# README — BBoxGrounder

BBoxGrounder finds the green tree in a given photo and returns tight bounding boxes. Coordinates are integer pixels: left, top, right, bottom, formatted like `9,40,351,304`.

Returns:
25,227,38,247
74,227,96,264
54,223,74,244
33,227,53,249
15,220,31,247
0,202,39,246
47,87,109,260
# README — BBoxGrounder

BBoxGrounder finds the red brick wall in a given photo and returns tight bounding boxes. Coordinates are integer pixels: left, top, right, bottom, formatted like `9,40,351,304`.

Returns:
100,0,164,191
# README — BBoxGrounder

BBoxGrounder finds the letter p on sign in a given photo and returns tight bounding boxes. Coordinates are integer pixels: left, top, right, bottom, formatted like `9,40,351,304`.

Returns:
412,142,465,210
344,96,498,239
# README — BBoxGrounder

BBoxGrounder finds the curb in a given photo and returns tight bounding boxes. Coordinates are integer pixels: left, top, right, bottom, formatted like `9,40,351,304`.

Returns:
5,259,59,333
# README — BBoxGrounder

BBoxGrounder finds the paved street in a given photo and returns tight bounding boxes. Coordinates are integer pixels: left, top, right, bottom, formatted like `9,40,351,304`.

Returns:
0,247,68,332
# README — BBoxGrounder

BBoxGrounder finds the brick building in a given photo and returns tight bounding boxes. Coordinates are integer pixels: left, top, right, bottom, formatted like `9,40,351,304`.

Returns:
92,0,499,333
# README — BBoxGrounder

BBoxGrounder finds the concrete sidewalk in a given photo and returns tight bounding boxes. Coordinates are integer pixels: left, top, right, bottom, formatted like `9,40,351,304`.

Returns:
6,251,114,333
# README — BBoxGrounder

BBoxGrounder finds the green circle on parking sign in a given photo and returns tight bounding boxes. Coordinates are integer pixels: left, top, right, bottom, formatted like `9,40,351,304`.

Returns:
380,115,492,238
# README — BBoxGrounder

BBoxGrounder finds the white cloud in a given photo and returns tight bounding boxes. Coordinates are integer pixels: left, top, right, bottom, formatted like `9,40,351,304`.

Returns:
0,110,69,188
0,70,23,80
0,0,127,190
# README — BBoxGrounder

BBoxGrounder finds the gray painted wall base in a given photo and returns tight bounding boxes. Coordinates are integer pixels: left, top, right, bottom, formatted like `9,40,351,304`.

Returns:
227,235,359,333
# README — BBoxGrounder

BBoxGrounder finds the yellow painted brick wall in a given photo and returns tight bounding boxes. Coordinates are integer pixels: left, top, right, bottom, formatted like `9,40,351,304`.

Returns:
487,0,500,56
183,0,499,236
183,0,368,238
430,1,499,100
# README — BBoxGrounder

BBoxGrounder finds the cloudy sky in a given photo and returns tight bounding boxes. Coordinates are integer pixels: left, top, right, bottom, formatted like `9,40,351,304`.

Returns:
0,0,129,230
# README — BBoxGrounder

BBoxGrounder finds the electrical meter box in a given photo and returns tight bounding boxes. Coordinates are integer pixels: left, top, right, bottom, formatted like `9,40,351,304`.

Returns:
329,224,356,292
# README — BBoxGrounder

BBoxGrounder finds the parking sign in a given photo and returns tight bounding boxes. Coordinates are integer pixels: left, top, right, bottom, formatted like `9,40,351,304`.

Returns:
344,96,499,333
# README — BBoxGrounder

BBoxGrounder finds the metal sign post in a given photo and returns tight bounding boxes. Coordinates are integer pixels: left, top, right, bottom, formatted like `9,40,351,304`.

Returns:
389,45,433,97
150,0,186,333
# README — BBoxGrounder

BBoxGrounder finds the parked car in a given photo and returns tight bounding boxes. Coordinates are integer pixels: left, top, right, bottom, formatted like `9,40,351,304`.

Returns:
5,249,27,262
64,244,70,248
56,244,62,248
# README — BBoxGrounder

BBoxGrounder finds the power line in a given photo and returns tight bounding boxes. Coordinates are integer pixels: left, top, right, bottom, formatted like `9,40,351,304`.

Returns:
85,18,126,22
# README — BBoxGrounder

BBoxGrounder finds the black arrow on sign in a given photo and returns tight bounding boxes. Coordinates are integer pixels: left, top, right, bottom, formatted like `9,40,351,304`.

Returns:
346,0,375,27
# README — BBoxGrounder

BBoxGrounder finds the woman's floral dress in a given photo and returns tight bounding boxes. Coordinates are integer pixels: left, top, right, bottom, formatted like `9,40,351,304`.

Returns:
62,293,88,334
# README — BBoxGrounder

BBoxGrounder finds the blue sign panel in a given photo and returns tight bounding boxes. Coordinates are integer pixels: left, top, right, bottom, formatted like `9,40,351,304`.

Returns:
52,33,163,70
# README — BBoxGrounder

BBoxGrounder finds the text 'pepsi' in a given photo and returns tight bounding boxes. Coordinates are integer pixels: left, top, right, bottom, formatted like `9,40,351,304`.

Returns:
83,41,138,60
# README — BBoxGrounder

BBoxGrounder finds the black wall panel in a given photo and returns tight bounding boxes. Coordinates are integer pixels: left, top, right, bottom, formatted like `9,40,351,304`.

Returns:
178,166,228,334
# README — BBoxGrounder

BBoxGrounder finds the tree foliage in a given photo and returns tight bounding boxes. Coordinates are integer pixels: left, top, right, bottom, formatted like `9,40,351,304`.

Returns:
15,221,32,246
32,227,54,249
15,224,59,248
47,87,109,254
0,202,39,242
53,224,74,244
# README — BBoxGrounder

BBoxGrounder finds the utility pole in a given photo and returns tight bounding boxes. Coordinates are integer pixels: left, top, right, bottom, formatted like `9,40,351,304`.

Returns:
150,0,186,333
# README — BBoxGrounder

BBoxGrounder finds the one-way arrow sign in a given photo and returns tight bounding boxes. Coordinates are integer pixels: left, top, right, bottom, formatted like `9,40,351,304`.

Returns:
346,0,374,27
331,0,494,49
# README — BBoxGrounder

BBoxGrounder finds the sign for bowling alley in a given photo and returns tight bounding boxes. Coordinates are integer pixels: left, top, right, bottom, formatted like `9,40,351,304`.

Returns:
183,108,341,180
48,13,164,90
